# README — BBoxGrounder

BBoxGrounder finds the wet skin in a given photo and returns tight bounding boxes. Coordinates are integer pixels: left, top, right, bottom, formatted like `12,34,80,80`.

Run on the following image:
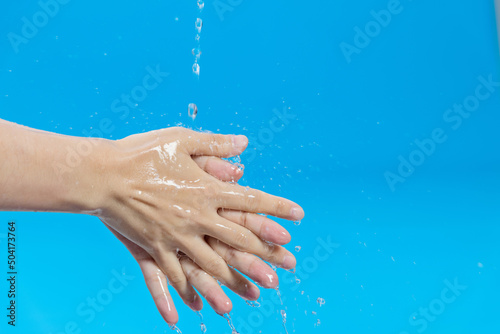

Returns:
0,121,304,325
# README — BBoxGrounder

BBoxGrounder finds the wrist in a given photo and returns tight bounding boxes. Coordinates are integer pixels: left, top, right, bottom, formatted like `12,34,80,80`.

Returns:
60,137,119,215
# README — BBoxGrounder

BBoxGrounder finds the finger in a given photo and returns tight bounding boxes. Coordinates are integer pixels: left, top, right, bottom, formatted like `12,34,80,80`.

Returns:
153,250,203,311
193,156,244,182
182,239,260,301
219,184,305,221
183,129,248,157
102,223,179,324
207,237,279,289
180,257,232,315
203,216,296,270
218,209,290,245
140,260,179,325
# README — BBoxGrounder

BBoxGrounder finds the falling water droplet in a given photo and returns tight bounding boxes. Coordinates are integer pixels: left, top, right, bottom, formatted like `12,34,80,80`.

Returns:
294,220,301,226
295,246,301,252
196,311,207,334
188,103,198,120
169,324,183,333
192,47,202,59
197,0,205,10
295,278,301,284
223,313,240,334
195,18,203,33
316,297,325,307
245,300,261,308
315,319,321,327
192,63,200,76
280,309,289,334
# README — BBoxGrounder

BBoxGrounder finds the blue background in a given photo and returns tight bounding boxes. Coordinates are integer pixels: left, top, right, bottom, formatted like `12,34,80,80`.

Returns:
1,0,499,333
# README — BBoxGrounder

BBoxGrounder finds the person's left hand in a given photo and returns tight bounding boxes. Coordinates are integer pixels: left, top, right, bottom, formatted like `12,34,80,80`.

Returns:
106,154,294,324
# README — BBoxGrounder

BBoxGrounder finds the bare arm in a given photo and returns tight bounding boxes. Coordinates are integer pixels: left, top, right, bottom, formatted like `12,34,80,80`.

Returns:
0,118,110,213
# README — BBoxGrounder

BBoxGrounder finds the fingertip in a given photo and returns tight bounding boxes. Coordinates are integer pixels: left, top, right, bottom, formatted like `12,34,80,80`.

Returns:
232,135,248,152
281,254,296,270
246,284,261,300
290,206,305,221
215,298,233,316
190,295,204,311
159,304,179,326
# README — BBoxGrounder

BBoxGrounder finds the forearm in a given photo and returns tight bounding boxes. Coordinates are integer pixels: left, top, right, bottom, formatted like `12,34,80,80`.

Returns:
0,119,112,214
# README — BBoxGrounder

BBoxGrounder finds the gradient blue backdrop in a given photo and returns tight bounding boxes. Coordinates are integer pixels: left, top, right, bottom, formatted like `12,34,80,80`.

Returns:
1,0,499,333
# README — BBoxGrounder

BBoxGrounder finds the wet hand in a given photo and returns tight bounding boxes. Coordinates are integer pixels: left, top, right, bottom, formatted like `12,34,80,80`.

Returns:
98,127,304,323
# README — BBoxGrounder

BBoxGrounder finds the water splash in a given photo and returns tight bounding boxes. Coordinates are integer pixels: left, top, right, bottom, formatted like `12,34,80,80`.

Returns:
169,324,182,333
196,311,207,333
223,313,240,334
188,103,198,120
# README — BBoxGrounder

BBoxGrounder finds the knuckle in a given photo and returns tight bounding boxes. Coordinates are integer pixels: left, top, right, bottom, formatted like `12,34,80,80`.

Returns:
275,199,288,215
168,272,186,286
224,247,237,264
185,265,204,282
263,241,278,259
204,257,226,277
240,213,250,228
233,230,251,250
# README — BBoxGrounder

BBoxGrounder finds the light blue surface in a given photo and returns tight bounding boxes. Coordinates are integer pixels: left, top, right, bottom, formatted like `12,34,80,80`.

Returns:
1,0,499,333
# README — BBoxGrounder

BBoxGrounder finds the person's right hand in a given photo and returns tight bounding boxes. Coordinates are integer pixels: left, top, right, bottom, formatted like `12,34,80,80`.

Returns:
95,127,304,323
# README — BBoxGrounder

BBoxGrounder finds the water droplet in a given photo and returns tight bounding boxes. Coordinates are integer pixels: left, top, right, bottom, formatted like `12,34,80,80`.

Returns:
315,319,321,327
196,311,207,333
280,309,289,334
295,278,301,284
294,220,301,226
295,246,301,252
223,313,240,334
316,297,325,307
197,0,205,10
245,300,261,308
195,18,203,33
188,103,198,120
192,63,200,76
192,47,202,59
169,324,183,333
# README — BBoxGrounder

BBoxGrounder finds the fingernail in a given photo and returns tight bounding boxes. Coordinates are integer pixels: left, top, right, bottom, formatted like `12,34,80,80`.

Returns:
233,135,248,151
282,255,296,269
290,207,304,220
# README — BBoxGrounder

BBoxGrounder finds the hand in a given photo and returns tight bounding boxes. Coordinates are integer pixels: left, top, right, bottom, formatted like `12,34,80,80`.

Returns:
97,127,304,324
